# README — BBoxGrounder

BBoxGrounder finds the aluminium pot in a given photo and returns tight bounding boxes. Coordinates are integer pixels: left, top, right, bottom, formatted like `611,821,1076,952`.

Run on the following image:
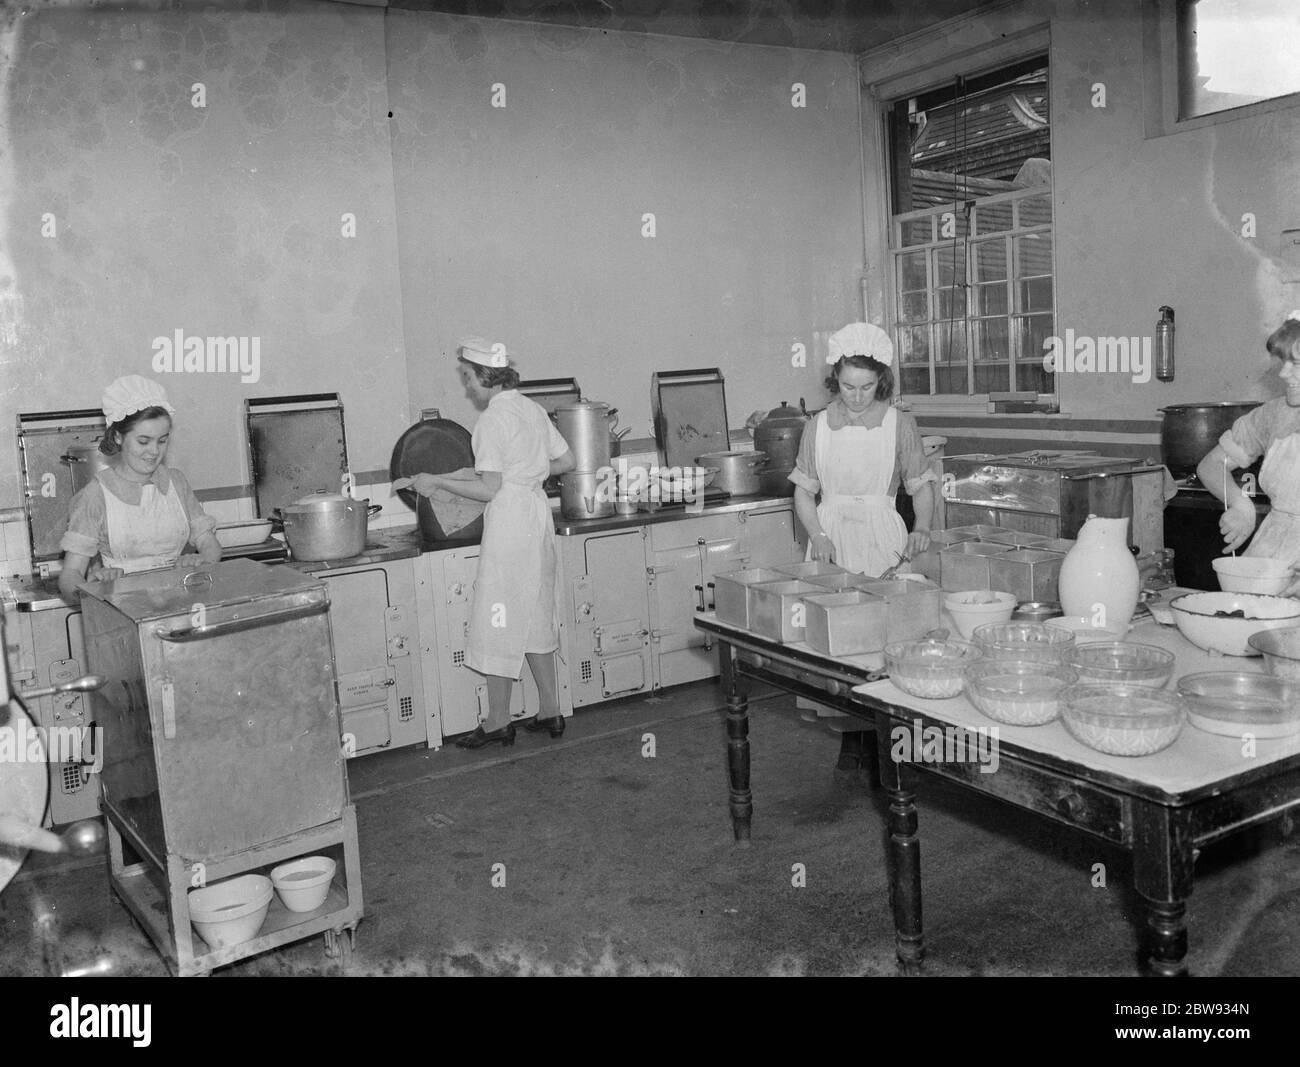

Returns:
1159,401,1261,478
278,492,381,561
559,470,615,520
555,400,617,472
696,450,767,495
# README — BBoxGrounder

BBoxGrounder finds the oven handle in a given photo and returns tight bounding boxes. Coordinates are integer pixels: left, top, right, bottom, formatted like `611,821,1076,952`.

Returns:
153,600,329,643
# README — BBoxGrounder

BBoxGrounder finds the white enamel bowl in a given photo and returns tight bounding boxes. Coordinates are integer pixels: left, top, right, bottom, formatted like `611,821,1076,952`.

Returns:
1169,592,1300,657
1212,556,1294,595
188,874,273,949
215,520,273,548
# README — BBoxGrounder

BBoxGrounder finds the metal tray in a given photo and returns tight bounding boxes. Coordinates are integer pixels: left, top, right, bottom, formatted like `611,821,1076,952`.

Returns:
652,368,730,470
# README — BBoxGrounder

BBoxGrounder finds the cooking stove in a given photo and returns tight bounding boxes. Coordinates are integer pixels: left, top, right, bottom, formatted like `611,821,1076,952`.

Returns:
1165,474,1271,589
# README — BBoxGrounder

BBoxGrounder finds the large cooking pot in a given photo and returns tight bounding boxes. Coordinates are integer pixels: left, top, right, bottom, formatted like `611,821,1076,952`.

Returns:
278,492,381,561
697,450,767,496
559,469,615,520
1159,401,1261,477
752,401,808,497
555,400,619,471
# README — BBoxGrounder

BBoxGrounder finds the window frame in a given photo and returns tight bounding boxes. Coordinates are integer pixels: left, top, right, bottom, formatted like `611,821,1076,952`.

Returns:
1144,0,1300,137
868,36,1058,409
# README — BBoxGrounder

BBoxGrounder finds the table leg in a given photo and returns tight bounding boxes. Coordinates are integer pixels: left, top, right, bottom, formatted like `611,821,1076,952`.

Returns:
719,640,752,845
1132,802,1194,977
877,717,923,971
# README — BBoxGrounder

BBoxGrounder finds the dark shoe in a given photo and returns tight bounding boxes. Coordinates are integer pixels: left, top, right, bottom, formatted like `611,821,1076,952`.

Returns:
523,715,566,738
455,724,517,749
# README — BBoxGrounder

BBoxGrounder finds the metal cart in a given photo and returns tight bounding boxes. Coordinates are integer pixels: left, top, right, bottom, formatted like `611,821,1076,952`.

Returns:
82,559,363,976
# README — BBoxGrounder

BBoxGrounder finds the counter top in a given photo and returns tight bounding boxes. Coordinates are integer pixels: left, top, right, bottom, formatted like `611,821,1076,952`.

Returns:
552,493,793,537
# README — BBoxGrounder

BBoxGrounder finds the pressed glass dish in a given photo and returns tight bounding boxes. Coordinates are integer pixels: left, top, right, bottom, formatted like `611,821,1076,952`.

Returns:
883,638,983,700
972,621,1075,664
1060,684,1184,756
963,659,1078,725
1176,671,1300,738
1062,641,1175,688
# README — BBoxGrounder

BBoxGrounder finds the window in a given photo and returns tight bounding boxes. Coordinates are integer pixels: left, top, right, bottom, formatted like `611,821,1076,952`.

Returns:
1177,0,1300,120
886,57,1054,400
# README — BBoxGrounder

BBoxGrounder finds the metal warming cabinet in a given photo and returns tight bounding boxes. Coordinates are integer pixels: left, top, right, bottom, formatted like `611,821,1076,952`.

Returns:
81,559,363,975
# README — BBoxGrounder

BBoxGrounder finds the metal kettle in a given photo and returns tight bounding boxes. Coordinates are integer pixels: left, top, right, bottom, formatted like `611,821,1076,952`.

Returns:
752,400,809,497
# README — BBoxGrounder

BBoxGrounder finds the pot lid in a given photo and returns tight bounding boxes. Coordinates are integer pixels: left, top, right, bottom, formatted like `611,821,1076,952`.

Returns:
389,417,483,542
554,399,610,412
285,491,367,511
759,401,808,424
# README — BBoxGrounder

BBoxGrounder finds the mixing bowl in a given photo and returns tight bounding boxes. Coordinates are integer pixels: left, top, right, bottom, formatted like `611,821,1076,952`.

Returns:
1176,671,1300,738
943,590,1017,640
214,520,273,548
1246,627,1300,681
963,659,1078,725
883,637,983,699
1060,684,1184,756
1062,641,1175,688
1213,556,1294,595
270,855,337,913
188,874,273,950
1169,592,1300,656
972,621,1075,664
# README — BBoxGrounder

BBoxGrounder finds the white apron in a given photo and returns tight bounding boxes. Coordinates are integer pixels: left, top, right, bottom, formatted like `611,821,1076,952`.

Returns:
101,476,191,573
466,481,560,679
1244,430,1300,568
806,407,908,577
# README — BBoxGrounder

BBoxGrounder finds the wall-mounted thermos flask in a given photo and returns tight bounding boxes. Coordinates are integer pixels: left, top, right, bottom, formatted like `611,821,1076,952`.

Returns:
1156,306,1175,382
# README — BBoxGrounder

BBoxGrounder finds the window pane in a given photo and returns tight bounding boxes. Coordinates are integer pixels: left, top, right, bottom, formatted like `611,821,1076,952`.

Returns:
973,240,1008,281
1018,195,1052,228
900,367,932,395
899,251,927,291
898,326,930,364
1016,232,1053,277
899,292,929,322
975,200,1014,234
932,208,970,241
1180,0,1300,119
974,318,1010,360
900,218,933,246
935,323,967,365
975,284,1009,316
1019,275,1054,313
936,286,965,319
973,361,1010,393
1016,359,1053,395
935,364,969,394
1018,315,1055,377
934,245,966,286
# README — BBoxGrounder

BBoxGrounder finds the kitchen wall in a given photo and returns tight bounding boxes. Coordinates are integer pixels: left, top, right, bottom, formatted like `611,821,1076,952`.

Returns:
386,10,864,436
859,0,1300,449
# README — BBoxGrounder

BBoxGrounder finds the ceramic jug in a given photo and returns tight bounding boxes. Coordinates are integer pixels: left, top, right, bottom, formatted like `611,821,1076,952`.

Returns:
1057,515,1140,629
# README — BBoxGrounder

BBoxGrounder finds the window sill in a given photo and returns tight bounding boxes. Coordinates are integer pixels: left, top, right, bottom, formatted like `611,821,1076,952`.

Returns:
898,398,1061,417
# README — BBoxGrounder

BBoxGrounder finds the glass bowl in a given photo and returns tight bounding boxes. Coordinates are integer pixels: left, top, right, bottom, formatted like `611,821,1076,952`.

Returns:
1060,684,1184,756
1176,671,1300,738
972,621,1075,664
963,659,1078,725
883,637,983,700
1246,627,1300,682
1062,641,1176,688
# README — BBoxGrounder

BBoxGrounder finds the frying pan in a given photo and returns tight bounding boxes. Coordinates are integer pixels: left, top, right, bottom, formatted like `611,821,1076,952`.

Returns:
390,418,485,544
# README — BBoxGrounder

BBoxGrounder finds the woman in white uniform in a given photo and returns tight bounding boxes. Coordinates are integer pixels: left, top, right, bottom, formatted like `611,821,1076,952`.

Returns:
1197,313,1300,594
400,339,575,749
58,376,220,600
790,322,936,575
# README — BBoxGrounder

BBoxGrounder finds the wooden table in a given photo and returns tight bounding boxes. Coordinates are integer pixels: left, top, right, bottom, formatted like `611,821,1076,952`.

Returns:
695,611,1300,976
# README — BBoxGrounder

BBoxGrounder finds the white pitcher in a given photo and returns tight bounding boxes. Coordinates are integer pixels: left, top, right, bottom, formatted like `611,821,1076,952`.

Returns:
1058,515,1140,629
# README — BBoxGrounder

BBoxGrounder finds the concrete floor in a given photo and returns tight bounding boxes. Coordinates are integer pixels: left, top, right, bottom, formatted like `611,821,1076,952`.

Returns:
2,680,1299,977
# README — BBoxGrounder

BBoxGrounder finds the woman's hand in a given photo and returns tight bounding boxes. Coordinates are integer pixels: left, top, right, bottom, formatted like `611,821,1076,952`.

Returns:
1220,498,1257,553
176,554,207,568
393,473,444,497
810,532,836,563
86,561,123,583
905,530,931,556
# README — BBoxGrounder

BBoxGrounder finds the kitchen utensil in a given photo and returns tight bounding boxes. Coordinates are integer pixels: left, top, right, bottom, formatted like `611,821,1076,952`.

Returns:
964,659,1078,725
746,579,823,643
1012,601,1063,623
1062,641,1175,687
1246,627,1300,680
555,399,615,471
987,548,1065,604
1168,592,1300,656
1176,671,1300,738
971,621,1075,664
1058,515,1140,628
1158,402,1261,478
1212,556,1293,594
943,589,1017,639
940,542,1015,590
883,637,982,699
697,450,767,495
188,874,274,949
389,417,485,544
559,469,616,519
804,591,888,656
751,401,808,497
857,577,943,642
214,520,274,548
1059,684,1184,755
270,855,337,913
877,551,909,581
279,491,381,561
713,567,792,628
982,530,1051,548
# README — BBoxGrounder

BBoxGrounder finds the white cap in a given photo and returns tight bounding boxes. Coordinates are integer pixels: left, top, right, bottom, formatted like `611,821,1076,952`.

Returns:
459,336,510,368
1286,310,1300,323
827,322,894,367
101,375,176,425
